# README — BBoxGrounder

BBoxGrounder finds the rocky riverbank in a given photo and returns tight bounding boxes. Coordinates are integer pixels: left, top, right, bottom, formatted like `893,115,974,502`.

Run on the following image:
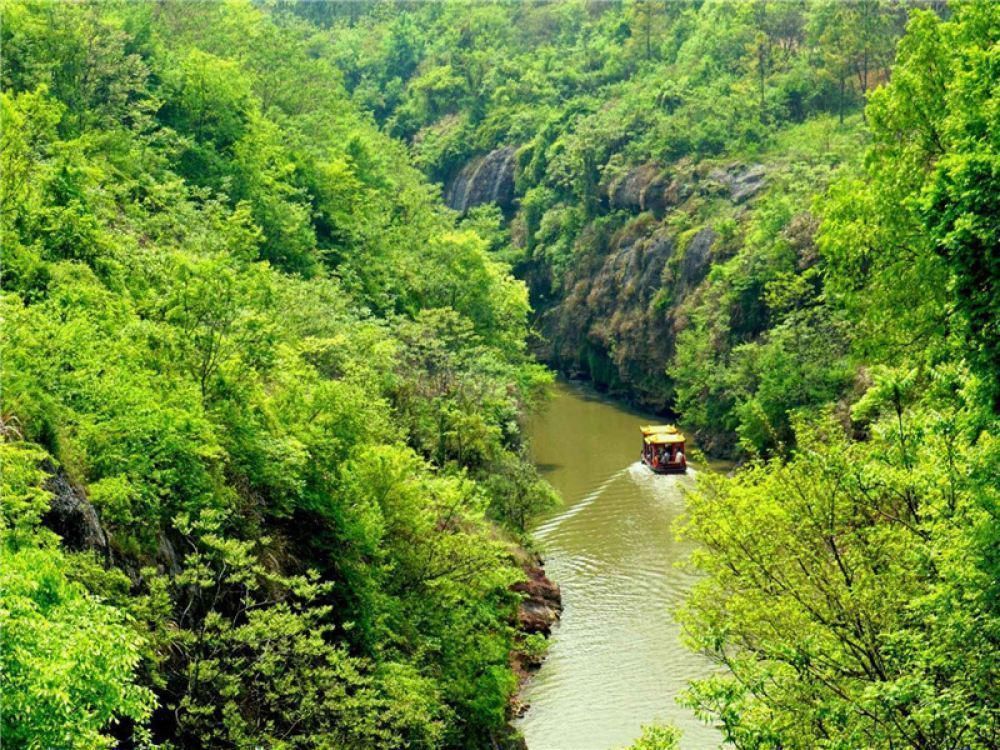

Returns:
510,554,563,718
514,556,563,636
489,552,563,750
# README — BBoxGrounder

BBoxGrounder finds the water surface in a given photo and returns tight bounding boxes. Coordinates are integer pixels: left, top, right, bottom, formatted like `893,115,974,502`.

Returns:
516,381,720,750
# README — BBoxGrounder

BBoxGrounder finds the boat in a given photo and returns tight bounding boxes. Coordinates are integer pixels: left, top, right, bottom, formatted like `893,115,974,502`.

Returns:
640,424,687,474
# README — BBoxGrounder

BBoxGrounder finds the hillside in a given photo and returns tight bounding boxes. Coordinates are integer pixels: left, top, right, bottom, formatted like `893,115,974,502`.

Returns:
2,1,999,749
2,2,554,747
318,0,909,456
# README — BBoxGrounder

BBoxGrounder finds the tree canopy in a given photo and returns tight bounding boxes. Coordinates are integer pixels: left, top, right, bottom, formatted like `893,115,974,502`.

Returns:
2,1,998,749
1,1,553,747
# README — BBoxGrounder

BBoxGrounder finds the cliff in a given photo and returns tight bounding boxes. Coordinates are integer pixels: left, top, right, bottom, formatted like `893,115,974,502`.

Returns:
445,145,519,214
524,160,766,410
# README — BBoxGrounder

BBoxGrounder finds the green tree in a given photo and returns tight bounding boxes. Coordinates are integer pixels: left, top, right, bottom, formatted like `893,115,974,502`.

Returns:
681,397,1000,748
0,441,154,750
625,723,682,750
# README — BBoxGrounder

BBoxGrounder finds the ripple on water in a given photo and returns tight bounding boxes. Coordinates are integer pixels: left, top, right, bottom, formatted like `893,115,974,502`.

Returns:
518,386,721,750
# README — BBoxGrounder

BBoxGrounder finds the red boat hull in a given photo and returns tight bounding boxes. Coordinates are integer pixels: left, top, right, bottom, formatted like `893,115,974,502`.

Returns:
642,456,686,474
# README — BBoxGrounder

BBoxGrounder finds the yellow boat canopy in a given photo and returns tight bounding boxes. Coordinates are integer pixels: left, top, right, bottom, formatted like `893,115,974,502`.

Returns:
640,424,679,436
644,432,685,445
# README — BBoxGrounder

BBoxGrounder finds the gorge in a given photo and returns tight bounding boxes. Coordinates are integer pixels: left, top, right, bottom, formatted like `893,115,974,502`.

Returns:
4,2,999,750
516,381,720,750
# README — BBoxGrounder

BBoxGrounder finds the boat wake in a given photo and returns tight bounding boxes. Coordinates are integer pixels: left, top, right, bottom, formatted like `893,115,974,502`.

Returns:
533,468,628,541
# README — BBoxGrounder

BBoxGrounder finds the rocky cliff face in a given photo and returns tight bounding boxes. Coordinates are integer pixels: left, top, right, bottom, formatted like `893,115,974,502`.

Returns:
43,463,110,554
538,219,676,407
606,163,690,216
439,152,768,409
532,161,765,409
606,160,766,213
445,145,518,213
41,461,182,579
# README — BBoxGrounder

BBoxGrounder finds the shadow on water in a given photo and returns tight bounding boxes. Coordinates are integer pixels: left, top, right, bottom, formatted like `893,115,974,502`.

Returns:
535,462,563,475
516,380,722,750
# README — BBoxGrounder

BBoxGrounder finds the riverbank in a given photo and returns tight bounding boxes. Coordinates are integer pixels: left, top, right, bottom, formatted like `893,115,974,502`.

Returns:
488,552,562,750
511,554,563,710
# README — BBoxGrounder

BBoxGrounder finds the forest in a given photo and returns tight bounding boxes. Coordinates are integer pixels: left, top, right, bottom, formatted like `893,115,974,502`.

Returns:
1,1,998,749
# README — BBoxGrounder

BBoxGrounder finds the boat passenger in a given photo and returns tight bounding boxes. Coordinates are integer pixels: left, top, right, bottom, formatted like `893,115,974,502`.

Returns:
674,448,685,464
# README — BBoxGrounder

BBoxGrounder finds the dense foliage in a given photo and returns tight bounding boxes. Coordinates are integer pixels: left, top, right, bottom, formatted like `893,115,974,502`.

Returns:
1,2,554,747
3,1,998,749
678,3,1000,747
320,0,901,178
311,1,1000,747
313,0,922,457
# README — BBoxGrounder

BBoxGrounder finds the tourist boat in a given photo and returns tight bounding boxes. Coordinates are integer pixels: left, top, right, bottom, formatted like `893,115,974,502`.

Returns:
640,424,687,474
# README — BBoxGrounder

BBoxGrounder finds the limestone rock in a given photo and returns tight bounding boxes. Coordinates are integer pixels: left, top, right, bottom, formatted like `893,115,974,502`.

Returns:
679,227,716,292
730,164,767,203
537,216,679,407
705,163,767,203
606,163,680,216
445,145,518,213
42,464,109,553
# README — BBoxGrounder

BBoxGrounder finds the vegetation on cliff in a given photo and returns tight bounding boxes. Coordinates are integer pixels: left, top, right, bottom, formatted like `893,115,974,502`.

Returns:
679,3,1000,747
313,0,920,456
314,1,1000,747
3,1,998,749
1,2,554,747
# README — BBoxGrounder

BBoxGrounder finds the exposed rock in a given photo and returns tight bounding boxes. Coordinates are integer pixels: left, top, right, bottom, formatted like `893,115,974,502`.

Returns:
42,463,109,553
705,163,767,203
661,177,692,211
607,161,765,217
705,166,730,186
512,559,562,635
608,163,656,211
606,163,679,216
40,462,183,582
445,145,518,213
518,599,559,635
156,532,182,576
678,227,716,294
730,164,767,203
509,693,531,721
537,216,679,407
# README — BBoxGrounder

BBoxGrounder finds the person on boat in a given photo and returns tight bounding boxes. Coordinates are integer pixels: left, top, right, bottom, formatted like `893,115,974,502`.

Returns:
673,448,685,464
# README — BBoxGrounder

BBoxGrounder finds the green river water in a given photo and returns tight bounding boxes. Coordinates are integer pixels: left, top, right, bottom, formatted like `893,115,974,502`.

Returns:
516,380,722,750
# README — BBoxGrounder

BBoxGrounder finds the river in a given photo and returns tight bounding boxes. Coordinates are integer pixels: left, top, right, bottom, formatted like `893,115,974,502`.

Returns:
515,380,721,750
